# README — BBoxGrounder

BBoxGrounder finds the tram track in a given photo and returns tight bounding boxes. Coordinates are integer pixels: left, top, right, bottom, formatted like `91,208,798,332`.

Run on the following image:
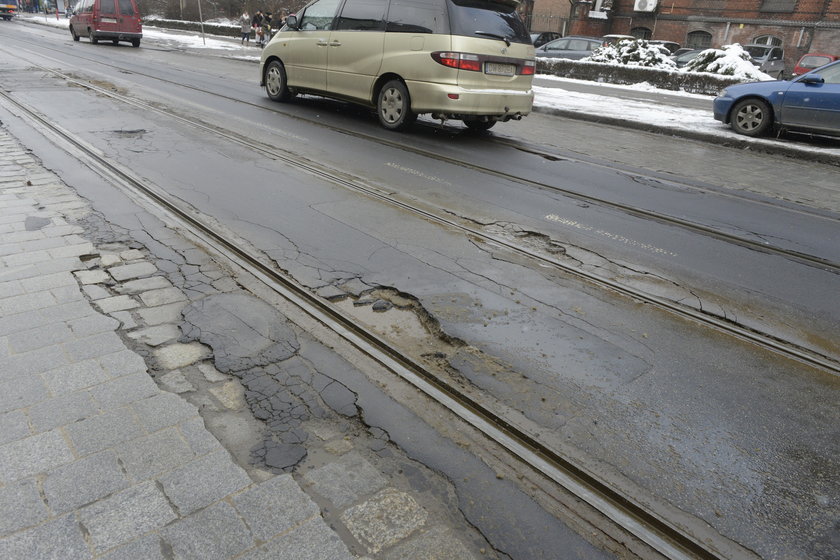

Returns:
3,42,839,374
1,32,834,559
3,73,772,560
4,32,840,277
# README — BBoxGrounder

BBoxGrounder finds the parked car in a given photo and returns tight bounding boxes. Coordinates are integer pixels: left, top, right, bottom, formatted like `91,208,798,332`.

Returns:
648,40,680,54
792,53,840,77
670,48,705,68
743,44,785,79
530,32,561,48
535,36,602,60
671,47,697,57
713,59,840,137
0,0,17,20
260,0,535,132
69,0,142,47
601,34,635,46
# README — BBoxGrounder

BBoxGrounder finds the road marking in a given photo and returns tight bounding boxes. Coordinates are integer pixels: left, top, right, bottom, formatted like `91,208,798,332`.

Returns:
545,214,678,257
386,162,453,187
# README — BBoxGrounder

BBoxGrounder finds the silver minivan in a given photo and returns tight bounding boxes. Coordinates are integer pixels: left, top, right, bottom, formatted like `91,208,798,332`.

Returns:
259,0,535,131
744,44,786,79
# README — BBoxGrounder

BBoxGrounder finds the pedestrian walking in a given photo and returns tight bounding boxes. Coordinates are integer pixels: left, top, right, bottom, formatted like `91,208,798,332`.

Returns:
251,10,265,47
239,10,251,45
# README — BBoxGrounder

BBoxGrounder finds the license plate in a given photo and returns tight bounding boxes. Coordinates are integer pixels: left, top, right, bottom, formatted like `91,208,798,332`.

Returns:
485,62,515,76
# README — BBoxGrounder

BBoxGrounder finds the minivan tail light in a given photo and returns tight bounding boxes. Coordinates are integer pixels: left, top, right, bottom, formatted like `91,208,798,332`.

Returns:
431,52,482,72
521,60,535,75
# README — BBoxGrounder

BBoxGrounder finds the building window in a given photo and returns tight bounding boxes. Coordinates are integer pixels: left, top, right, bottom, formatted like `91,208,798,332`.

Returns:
753,34,782,46
631,27,651,39
759,0,795,13
686,30,712,48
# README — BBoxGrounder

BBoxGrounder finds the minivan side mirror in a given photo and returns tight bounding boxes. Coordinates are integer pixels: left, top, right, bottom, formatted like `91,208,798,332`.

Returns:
285,14,298,29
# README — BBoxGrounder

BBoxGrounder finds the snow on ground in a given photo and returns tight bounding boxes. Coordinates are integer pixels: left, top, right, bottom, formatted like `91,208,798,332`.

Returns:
15,14,840,157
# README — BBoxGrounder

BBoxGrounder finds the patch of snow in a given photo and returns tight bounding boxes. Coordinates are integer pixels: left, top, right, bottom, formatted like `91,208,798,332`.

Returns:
683,44,773,81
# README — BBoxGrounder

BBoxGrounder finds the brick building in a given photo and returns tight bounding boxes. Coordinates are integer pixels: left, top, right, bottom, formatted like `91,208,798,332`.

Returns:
559,0,840,68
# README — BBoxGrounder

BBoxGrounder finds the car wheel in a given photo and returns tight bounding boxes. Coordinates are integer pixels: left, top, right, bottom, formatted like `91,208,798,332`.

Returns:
112,39,119,45
464,119,496,132
70,26,79,41
264,60,294,102
90,31,98,44
377,80,416,131
730,98,772,137
776,71,785,80
131,39,140,47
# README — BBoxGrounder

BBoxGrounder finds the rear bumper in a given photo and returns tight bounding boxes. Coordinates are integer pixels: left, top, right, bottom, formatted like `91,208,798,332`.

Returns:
93,31,142,41
407,81,534,118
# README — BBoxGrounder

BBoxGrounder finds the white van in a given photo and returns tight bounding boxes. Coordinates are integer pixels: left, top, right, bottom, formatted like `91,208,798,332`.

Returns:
259,0,535,131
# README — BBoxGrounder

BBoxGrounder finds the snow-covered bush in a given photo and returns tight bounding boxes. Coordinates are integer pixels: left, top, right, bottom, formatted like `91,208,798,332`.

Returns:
682,43,772,81
584,39,677,70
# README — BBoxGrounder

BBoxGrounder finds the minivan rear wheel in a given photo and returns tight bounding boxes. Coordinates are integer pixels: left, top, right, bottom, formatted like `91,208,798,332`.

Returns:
265,60,294,102
70,26,79,41
377,80,416,131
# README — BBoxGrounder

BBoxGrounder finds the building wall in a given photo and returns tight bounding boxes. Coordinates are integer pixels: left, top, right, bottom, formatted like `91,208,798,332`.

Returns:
567,0,840,70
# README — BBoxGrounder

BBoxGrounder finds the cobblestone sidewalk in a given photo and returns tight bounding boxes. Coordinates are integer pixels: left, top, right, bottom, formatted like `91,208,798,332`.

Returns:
0,127,355,559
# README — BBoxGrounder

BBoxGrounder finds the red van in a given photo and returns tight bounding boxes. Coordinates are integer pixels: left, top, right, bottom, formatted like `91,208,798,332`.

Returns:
69,0,142,47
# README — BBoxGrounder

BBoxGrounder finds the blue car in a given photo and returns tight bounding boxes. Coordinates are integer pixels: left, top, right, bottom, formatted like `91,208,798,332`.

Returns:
713,59,840,137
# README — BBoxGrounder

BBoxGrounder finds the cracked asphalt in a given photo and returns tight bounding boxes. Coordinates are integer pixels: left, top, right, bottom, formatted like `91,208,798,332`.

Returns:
2,20,839,560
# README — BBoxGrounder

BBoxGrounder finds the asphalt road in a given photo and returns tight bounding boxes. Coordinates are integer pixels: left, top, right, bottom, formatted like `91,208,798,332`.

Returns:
2,19,839,560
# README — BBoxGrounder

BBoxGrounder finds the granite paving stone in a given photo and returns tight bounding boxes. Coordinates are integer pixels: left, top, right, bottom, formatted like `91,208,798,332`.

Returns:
51,283,87,304
49,241,95,258
7,322,74,353
0,430,75,482
161,501,254,560
0,410,30,445
83,284,112,300
116,428,196,481
88,372,159,409
43,450,130,514
0,514,91,559
116,275,172,294
98,349,148,378
18,270,77,292
65,408,146,456
238,516,354,560
132,392,198,433
233,474,321,541
0,478,49,536
64,331,127,361
27,391,100,432
126,324,180,347
74,269,110,284
99,534,168,560
340,488,428,554
154,342,209,370
42,358,110,396
109,262,158,282
303,451,388,508
0,375,50,414
159,370,195,394
0,291,56,316
158,450,253,516
178,417,223,456
95,294,140,314
78,481,178,554
68,313,120,337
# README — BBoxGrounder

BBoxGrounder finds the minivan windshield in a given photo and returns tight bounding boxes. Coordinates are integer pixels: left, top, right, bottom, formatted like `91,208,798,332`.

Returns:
745,45,771,59
446,0,530,45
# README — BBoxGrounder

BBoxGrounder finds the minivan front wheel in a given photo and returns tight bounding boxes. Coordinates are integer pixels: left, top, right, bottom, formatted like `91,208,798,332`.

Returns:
265,60,294,102
464,119,496,132
70,26,79,41
377,80,416,131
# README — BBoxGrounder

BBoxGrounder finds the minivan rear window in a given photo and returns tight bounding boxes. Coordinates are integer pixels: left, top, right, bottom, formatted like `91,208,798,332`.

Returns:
386,0,448,34
446,0,530,44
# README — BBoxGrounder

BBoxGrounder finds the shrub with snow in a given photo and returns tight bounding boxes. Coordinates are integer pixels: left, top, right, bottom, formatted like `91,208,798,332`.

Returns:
682,43,772,81
584,39,677,70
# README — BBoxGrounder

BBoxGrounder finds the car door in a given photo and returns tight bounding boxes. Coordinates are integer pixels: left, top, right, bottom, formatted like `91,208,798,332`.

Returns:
566,38,597,59
96,0,119,36
540,38,569,57
285,0,342,93
780,63,840,133
326,0,386,101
